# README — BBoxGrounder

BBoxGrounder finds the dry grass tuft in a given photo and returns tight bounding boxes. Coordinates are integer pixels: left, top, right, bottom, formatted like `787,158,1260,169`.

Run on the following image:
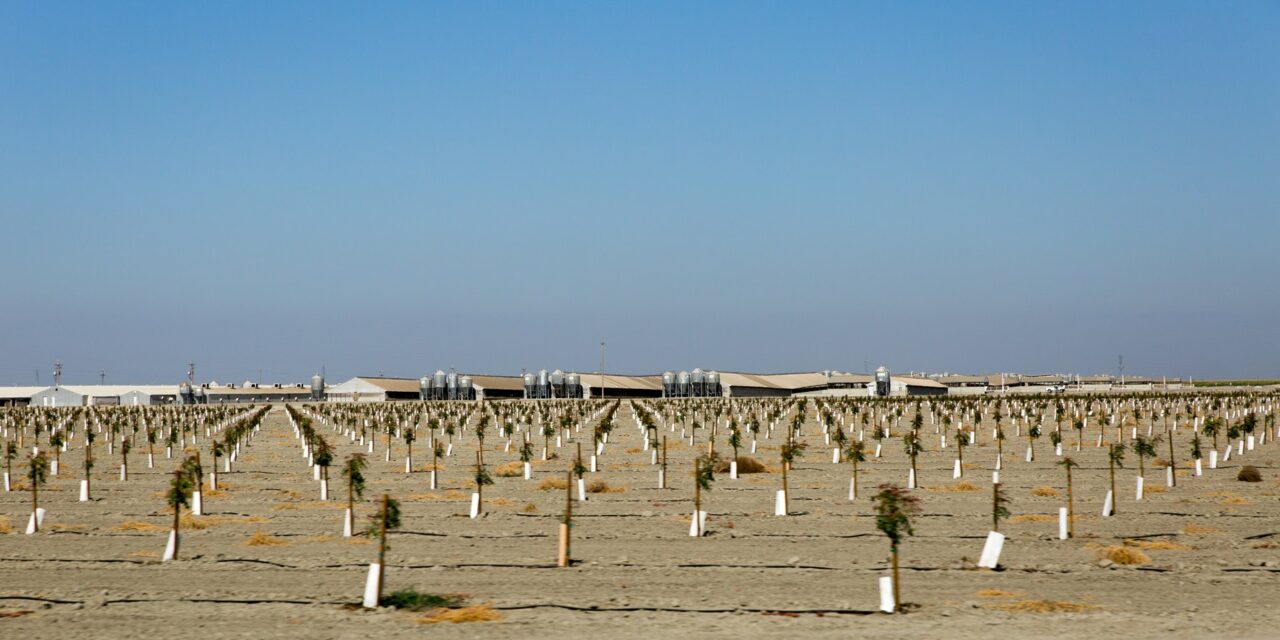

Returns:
1030,486,1059,497
1238,466,1263,482
1008,514,1056,524
714,456,770,474
929,481,979,493
538,477,568,491
1144,485,1166,494
1124,539,1190,551
1221,496,1250,505
489,498,511,506
0,517,11,534
975,588,1020,598
986,600,1098,613
521,503,537,513
245,530,289,547
1183,523,1223,535
1097,545,1149,565
494,462,523,478
417,604,502,624
129,549,160,558
117,520,166,532
587,480,625,494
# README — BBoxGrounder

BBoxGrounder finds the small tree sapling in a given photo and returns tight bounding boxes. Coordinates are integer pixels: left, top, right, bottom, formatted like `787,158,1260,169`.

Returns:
845,438,866,499
368,494,402,607
27,452,49,532
1059,456,1078,538
992,482,1010,532
474,452,494,514
872,484,920,613
1107,443,1125,515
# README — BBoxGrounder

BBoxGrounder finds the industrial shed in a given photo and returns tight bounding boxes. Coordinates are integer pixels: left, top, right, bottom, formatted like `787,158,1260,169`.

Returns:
27,385,180,407
0,386,43,407
326,377,424,402
203,384,312,404
582,374,664,399
468,375,526,400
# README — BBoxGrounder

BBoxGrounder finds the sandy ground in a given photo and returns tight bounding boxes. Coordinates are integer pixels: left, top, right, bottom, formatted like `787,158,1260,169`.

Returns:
2,403,1278,639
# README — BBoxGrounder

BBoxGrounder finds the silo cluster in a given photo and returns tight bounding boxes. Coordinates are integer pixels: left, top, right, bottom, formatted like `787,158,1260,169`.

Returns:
419,370,475,401
662,368,721,398
523,369,583,399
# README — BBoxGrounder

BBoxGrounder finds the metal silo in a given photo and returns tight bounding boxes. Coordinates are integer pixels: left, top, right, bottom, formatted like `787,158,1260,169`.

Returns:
875,366,891,397
662,371,674,397
419,376,430,401
691,368,705,396
566,372,581,398
706,371,720,397
311,374,325,401
523,372,536,399
677,371,691,397
459,376,473,401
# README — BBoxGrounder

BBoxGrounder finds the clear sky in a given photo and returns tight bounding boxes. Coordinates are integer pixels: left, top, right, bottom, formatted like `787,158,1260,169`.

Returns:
1,1,1277,385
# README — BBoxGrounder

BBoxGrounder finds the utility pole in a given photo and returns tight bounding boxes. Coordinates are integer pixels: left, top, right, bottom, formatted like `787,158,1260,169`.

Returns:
54,361,62,387
188,362,195,384
100,370,106,385
599,341,606,401
1118,355,1125,386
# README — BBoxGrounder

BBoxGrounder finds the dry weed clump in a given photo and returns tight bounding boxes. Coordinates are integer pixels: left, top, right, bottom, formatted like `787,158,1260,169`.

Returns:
521,503,537,513
714,456,770,474
1237,466,1263,482
1008,514,1056,524
975,589,1021,598
537,477,567,491
0,517,12,534
1030,486,1059,497
418,603,502,624
494,462,523,478
489,498,512,506
1124,539,1190,551
1097,545,1150,565
1183,523,1223,535
586,480,625,494
1145,485,1166,494
1221,496,1250,505
929,481,979,493
245,530,289,547
986,600,1098,613
117,520,166,532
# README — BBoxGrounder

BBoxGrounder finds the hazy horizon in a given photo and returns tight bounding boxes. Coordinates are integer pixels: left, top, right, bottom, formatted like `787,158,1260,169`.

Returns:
3,3,1277,384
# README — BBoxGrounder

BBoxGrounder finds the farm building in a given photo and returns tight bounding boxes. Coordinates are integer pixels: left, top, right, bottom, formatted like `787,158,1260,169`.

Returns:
202,384,313,404
0,386,43,407
26,385,180,407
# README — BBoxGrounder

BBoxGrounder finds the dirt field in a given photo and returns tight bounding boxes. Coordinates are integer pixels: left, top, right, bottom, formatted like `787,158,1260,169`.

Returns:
2,402,1278,639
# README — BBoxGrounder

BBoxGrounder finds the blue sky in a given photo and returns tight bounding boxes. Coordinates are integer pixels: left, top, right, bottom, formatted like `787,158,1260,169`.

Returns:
1,2,1277,384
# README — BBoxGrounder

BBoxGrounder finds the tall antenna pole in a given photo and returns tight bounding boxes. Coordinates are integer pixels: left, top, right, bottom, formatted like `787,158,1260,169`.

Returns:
1118,354,1124,386
100,370,106,385
54,361,62,387
188,362,195,384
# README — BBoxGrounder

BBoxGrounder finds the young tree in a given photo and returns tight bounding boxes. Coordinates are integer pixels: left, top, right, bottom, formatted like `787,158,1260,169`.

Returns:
903,431,923,488
27,452,49,532
404,427,416,471
1106,444,1125,516
872,484,920,613
1202,417,1221,451
992,482,1011,532
1058,456,1079,538
120,439,132,481
474,452,494,514
692,452,715,536
845,439,867,499
343,453,368,535
367,494,402,607
1027,423,1042,462
779,438,806,514
1131,435,1159,479
166,457,197,559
